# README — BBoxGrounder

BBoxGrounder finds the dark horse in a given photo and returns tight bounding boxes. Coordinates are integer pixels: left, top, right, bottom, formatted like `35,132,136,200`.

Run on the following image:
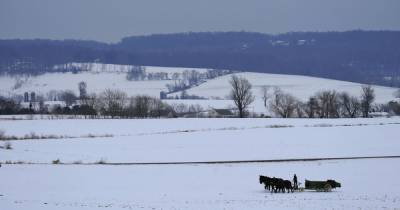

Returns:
283,180,294,193
271,177,285,193
259,175,273,190
260,176,294,193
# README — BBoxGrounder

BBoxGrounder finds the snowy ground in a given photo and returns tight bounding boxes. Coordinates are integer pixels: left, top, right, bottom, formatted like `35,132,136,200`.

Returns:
1,159,400,210
1,117,399,209
1,117,400,163
162,99,235,111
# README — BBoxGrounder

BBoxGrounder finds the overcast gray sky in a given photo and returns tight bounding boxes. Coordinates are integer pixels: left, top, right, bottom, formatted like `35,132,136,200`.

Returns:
1,0,400,43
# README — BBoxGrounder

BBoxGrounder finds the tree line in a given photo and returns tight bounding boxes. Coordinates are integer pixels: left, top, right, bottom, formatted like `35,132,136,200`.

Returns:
229,75,400,118
0,90,171,119
2,76,400,118
0,81,208,118
1,31,400,87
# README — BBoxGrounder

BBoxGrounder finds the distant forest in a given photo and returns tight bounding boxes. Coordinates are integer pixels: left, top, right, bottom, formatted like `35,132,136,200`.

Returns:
1,31,400,87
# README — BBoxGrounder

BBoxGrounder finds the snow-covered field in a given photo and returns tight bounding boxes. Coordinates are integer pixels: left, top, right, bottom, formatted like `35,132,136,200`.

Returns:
1,117,400,163
1,114,400,209
1,159,399,210
162,99,236,111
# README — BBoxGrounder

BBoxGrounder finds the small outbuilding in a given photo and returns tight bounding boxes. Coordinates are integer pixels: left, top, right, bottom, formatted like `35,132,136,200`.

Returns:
207,108,236,118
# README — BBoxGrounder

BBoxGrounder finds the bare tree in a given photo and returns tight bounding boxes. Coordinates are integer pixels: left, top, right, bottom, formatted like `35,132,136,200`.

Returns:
229,75,255,118
149,98,168,118
84,93,97,107
260,85,270,108
269,88,298,118
61,90,77,107
314,90,340,118
133,95,152,118
38,96,47,114
99,89,127,118
24,92,29,102
339,92,361,118
304,97,318,118
188,104,203,114
78,81,87,100
361,85,375,118
80,93,98,118
171,72,180,81
186,70,201,86
30,92,36,102
388,101,400,115
126,66,146,81
180,90,188,99
170,103,189,117
294,101,306,118
46,90,60,101
395,89,400,98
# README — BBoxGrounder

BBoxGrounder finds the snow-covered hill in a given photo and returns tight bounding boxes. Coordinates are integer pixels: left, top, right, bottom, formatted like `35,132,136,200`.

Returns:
174,72,399,112
0,64,210,98
178,72,397,102
0,63,398,114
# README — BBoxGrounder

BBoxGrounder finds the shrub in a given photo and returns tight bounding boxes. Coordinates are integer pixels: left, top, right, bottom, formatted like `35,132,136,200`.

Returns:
0,130,5,140
52,159,61,164
96,158,107,164
4,141,12,150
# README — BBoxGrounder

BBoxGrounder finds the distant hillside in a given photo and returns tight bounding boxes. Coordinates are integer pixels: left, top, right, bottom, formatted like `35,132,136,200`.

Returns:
1,31,400,87
172,72,398,112
0,65,397,114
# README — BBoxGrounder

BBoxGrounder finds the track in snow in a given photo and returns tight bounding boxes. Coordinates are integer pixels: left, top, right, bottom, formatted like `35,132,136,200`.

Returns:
102,155,400,165
4,155,400,166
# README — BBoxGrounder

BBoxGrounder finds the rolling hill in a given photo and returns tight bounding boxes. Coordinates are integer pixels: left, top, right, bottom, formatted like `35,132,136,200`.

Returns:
0,63,398,114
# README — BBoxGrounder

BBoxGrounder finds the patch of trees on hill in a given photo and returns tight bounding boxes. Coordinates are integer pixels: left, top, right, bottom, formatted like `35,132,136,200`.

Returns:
1,31,400,86
228,75,400,118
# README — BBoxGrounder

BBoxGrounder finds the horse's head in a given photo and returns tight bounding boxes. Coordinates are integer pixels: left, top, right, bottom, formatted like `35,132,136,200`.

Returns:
259,175,269,184
336,182,341,188
327,179,341,188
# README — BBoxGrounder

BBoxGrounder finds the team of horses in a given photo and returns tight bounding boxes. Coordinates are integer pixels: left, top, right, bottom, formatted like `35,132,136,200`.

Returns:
259,175,294,193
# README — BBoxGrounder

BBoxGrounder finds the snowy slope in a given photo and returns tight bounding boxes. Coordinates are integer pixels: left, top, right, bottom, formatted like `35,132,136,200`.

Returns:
0,65,209,98
0,72,169,97
179,72,397,102
174,72,398,112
